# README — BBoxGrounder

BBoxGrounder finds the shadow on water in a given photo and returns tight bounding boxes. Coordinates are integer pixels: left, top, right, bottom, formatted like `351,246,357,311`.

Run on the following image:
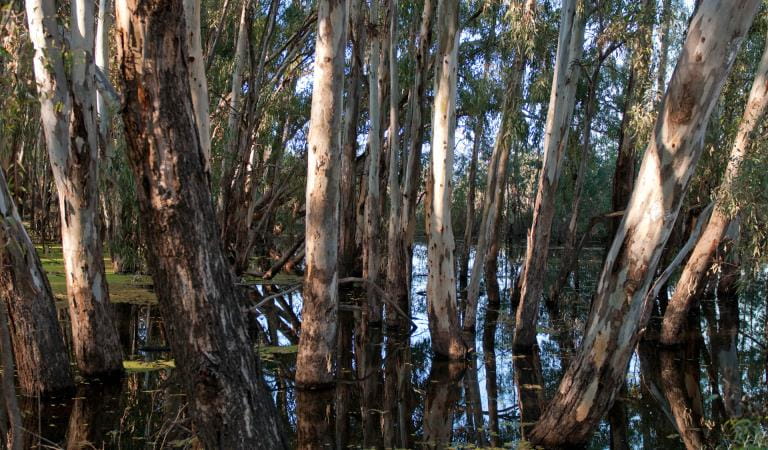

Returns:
19,246,768,448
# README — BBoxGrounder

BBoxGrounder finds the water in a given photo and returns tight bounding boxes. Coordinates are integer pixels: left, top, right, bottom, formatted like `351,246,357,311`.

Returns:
21,246,768,448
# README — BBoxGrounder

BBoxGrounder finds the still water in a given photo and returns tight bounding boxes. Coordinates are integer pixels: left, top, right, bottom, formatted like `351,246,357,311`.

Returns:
22,246,768,448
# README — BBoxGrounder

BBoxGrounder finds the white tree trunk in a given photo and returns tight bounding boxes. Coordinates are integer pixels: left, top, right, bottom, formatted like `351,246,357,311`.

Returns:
661,27,768,346
26,0,123,376
513,0,585,349
184,0,212,175
426,0,465,359
527,1,760,446
296,0,348,387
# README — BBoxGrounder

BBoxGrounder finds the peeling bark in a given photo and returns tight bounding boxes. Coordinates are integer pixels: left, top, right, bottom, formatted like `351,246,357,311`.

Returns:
114,1,286,446
26,0,124,376
661,27,768,346
527,2,760,445
514,0,585,349
0,168,72,395
426,0,466,359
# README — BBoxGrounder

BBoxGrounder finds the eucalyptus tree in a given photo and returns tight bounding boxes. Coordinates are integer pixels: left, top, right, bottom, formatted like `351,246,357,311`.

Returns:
295,0,348,389
514,0,586,349
426,0,466,359
661,27,768,348
114,0,286,446
0,168,72,395
528,1,761,445
25,0,123,375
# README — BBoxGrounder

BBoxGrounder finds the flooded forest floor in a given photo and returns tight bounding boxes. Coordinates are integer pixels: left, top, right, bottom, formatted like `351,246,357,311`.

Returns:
21,245,768,449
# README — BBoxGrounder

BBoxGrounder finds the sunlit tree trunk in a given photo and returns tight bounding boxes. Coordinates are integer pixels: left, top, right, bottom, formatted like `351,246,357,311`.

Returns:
528,2,760,446
26,0,124,376
514,0,585,349
661,27,768,345
425,0,465,359
0,168,72,395
295,0,348,387
114,1,287,447
184,0,212,175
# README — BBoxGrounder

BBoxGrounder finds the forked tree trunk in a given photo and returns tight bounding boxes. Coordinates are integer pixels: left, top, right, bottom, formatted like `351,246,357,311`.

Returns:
26,0,124,376
527,2,760,446
514,0,585,349
114,2,286,447
0,168,73,395
295,0,348,387
661,27,768,345
425,0,465,359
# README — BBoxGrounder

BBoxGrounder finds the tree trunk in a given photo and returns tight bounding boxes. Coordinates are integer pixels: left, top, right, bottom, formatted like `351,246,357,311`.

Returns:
0,168,73,395
364,0,384,324
339,0,365,278
514,0,585,349
426,0,466,359
661,27,768,346
114,1,287,447
527,2,760,446
184,0,212,176
295,0,347,387
26,0,124,376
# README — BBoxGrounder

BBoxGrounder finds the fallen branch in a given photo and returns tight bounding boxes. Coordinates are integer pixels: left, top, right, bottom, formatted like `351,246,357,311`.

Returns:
246,237,305,280
338,277,416,331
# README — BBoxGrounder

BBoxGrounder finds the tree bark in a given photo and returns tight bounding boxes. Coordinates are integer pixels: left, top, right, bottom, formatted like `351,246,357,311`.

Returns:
661,27,768,346
184,0,212,176
114,1,287,447
527,2,760,446
426,0,466,359
26,0,124,376
514,0,585,349
0,168,73,395
364,0,384,324
295,0,348,387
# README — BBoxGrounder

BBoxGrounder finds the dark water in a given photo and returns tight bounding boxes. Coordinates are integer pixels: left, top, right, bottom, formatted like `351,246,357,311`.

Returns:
22,246,768,448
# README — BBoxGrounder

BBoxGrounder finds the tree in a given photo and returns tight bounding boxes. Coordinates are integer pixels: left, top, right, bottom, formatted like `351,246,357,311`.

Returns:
0,168,72,395
513,0,586,349
25,0,123,376
425,0,466,359
661,27,768,346
295,0,348,388
527,1,761,445
114,0,286,446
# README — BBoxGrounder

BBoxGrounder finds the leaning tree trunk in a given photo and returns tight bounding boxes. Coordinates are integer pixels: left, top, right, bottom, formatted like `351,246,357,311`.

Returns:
114,2,287,447
660,27,768,346
425,0,466,359
295,0,348,387
514,0,585,349
0,168,73,395
527,1,760,446
26,0,124,376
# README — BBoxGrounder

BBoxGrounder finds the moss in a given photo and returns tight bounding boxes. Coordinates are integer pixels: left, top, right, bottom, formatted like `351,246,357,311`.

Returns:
35,245,157,305
123,359,175,372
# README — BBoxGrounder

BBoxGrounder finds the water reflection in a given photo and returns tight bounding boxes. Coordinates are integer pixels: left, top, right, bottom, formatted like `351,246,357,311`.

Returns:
20,246,768,448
